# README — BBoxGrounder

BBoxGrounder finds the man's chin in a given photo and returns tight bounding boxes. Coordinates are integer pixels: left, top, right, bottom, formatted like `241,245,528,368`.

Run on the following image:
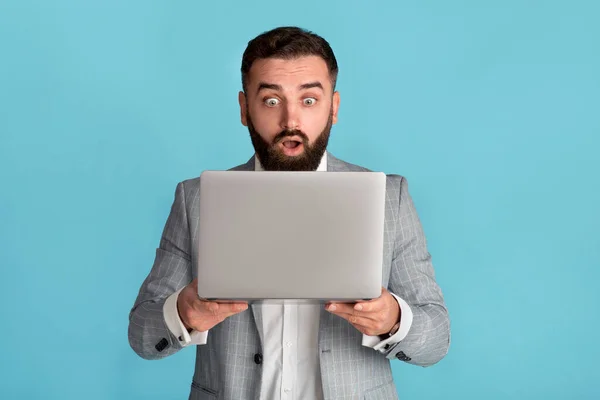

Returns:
261,152,317,171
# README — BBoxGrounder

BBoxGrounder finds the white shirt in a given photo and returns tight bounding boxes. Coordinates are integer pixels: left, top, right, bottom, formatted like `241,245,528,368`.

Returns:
163,153,414,399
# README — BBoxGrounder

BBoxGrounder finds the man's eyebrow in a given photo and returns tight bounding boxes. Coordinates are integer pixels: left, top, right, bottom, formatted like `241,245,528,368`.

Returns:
299,81,324,91
256,81,324,95
257,82,282,94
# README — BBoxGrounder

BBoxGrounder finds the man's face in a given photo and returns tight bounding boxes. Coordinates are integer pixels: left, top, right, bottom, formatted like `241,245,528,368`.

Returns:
239,56,340,171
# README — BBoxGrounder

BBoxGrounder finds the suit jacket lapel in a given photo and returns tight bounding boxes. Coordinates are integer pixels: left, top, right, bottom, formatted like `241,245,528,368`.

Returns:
327,152,350,172
229,156,255,171
251,302,265,350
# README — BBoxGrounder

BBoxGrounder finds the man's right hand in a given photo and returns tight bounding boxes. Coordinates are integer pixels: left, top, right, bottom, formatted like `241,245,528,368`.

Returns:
177,278,249,332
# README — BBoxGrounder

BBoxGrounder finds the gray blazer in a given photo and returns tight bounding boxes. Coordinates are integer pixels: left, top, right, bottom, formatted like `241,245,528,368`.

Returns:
128,153,450,399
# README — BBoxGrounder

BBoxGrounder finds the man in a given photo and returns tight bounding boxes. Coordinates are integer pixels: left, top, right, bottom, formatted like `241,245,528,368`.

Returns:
129,26,450,399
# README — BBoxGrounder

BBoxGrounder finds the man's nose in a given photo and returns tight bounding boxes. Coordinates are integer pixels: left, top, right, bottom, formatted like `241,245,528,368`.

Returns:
281,103,300,131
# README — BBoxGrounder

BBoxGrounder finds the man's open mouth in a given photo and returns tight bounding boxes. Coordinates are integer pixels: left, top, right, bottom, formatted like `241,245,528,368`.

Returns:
277,137,305,156
282,139,302,149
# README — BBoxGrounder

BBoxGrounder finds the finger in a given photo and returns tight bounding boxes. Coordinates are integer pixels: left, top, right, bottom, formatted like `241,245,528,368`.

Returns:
325,302,357,315
186,306,244,331
217,308,248,320
352,298,385,313
327,303,380,321
215,302,249,313
199,303,249,326
195,300,219,315
335,311,388,335
332,311,373,329
190,311,227,330
196,298,248,313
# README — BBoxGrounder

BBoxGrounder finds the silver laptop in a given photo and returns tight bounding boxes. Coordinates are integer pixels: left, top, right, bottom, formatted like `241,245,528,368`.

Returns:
196,170,386,302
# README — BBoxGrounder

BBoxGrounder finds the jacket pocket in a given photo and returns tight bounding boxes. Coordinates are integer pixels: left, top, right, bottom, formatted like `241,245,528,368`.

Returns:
363,380,399,400
190,381,219,399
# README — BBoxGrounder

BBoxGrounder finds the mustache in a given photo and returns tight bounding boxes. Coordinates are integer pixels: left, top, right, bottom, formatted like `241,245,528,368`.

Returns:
273,129,309,144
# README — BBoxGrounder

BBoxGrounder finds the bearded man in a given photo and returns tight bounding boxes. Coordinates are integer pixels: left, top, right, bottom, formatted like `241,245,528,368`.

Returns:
128,26,450,400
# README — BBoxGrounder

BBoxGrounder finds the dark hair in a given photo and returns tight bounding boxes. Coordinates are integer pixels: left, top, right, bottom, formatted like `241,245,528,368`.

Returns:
241,26,338,92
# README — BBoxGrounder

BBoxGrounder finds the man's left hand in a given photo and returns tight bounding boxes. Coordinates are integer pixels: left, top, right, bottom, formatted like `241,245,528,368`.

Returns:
325,287,400,337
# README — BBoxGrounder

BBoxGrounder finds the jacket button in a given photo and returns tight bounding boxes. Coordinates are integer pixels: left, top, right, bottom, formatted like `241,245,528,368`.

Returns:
395,351,411,361
254,353,263,365
155,338,169,352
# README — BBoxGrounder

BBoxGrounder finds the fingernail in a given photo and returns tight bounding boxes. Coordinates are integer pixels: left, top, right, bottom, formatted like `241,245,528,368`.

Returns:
328,305,336,311
355,304,363,311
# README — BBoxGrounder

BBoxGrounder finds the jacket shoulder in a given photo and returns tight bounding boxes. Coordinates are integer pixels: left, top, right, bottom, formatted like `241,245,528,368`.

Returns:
177,158,252,190
335,157,405,188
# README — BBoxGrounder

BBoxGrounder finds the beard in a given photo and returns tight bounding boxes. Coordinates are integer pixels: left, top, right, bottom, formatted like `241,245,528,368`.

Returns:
246,110,333,172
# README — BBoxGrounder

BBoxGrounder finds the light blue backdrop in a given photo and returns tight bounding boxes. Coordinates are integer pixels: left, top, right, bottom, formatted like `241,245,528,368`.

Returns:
1,0,599,399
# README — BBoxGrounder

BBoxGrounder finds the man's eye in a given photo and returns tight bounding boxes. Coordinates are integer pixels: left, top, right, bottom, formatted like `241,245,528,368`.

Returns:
304,98,317,106
265,98,280,107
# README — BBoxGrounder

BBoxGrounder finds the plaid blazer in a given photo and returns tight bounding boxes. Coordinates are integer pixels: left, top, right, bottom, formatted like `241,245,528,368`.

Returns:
128,153,450,399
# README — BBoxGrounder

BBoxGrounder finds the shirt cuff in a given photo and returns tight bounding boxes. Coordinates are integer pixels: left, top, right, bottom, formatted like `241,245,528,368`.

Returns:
362,292,413,351
163,287,209,346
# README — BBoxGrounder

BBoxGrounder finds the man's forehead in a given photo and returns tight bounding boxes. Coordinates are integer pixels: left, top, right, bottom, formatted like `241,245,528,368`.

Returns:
248,56,330,88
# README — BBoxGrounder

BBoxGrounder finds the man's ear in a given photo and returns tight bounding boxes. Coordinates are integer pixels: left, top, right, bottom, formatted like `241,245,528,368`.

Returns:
332,91,340,124
238,91,248,126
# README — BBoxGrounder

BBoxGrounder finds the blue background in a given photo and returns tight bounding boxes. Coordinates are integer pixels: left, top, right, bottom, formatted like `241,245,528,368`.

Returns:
1,0,599,399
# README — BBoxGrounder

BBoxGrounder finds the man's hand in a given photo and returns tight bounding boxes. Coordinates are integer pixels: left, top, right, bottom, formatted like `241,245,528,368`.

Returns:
326,287,400,337
177,278,249,332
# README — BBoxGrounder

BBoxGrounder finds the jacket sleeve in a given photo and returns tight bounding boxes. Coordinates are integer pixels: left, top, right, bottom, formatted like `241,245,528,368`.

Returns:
382,175,450,366
128,181,193,359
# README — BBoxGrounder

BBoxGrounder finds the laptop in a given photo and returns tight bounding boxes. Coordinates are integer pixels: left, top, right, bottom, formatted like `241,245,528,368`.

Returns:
196,170,386,302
